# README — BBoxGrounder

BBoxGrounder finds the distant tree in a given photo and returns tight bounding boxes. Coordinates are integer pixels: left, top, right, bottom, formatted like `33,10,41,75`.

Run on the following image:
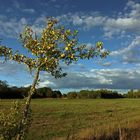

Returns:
53,90,62,98
98,89,123,99
34,87,53,98
0,17,109,139
77,90,98,99
62,93,67,98
79,90,90,98
0,80,8,88
0,82,25,99
0,80,9,99
125,89,140,98
67,92,78,99
136,90,140,98
126,89,135,98
68,89,123,99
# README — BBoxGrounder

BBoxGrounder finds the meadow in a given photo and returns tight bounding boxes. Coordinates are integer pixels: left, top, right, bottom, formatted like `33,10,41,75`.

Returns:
1,98,140,140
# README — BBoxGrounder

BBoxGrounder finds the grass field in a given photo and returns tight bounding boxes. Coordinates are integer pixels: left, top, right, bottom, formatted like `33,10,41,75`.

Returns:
1,98,140,140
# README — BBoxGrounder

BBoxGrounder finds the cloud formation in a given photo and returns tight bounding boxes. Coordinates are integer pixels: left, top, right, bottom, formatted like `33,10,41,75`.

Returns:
0,61,32,86
57,1,140,38
39,68,140,90
1,0,140,91
111,36,140,63
22,8,35,14
0,15,28,38
1,1,140,39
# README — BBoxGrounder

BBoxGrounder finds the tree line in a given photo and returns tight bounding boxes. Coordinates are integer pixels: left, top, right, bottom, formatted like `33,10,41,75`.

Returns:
124,89,140,98
66,89,124,99
1,80,140,99
67,89,140,99
0,80,62,99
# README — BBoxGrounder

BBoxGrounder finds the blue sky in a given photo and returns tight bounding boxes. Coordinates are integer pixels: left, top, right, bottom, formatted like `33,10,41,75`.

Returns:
0,0,140,93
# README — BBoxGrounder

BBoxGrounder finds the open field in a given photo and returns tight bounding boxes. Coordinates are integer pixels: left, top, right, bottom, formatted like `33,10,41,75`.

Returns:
1,98,140,140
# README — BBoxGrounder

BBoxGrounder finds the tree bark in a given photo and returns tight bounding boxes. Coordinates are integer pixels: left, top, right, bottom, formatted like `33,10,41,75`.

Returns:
16,68,40,140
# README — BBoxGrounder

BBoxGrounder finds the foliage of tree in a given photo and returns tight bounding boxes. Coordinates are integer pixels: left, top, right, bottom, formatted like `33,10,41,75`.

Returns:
0,101,31,140
67,89,124,99
0,17,109,139
0,81,28,99
0,80,62,99
53,90,62,98
32,87,62,98
0,80,8,88
67,91,78,99
125,89,140,98
99,89,124,99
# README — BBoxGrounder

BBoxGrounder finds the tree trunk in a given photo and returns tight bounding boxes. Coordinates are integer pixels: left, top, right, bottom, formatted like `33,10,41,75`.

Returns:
16,68,40,140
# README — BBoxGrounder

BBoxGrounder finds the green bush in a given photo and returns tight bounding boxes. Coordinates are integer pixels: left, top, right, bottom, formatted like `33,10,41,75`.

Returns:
0,101,31,140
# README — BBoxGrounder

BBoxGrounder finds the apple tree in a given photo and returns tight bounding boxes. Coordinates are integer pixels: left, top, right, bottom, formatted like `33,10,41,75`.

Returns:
0,17,109,139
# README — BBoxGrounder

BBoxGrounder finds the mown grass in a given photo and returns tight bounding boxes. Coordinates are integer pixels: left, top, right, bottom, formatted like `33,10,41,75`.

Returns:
0,98,140,140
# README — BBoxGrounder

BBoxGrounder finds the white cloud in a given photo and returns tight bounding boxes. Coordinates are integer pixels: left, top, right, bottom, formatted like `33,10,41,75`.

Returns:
56,1,140,38
22,8,35,14
125,0,140,18
34,15,46,25
38,80,55,88
0,61,26,75
115,17,139,29
12,0,35,14
0,15,46,38
24,84,31,87
1,60,140,90
84,16,107,29
37,68,140,90
0,61,33,86
0,16,28,38
103,1,140,38
1,1,140,39
103,17,140,38
101,62,112,67
57,12,107,29
110,36,140,63
111,36,140,56
72,15,83,25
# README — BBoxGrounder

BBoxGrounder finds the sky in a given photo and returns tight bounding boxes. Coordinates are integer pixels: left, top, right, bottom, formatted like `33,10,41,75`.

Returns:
0,0,140,93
